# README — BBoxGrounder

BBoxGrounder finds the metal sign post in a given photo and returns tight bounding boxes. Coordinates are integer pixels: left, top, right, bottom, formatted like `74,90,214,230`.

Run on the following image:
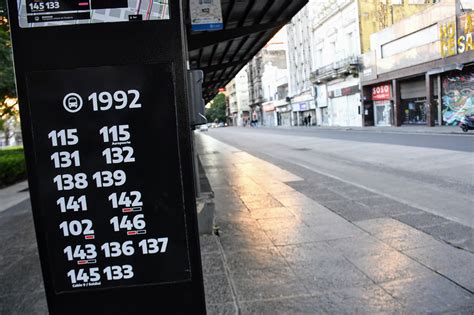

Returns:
6,0,206,313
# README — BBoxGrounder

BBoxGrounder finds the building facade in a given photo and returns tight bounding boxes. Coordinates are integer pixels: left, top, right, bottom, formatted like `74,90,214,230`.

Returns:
225,79,237,126
235,66,251,127
226,67,251,127
309,0,362,126
358,0,436,54
246,53,264,125
287,0,434,127
246,28,289,126
261,29,290,127
287,4,317,126
361,0,474,127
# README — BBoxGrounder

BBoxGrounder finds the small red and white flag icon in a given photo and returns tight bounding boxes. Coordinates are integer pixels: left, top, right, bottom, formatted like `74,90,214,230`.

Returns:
85,235,95,240
77,259,97,265
122,207,142,213
127,230,146,236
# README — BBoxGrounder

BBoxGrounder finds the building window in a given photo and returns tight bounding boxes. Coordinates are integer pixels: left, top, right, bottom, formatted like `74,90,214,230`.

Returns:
329,41,336,63
346,32,353,56
316,48,323,67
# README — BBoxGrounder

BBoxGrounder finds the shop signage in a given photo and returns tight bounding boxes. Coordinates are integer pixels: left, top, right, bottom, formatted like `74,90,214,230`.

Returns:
263,104,275,112
276,105,291,112
439,12,473,57
372,83,391,101
292,102,309,111
457,12,473,54
328,85,359,98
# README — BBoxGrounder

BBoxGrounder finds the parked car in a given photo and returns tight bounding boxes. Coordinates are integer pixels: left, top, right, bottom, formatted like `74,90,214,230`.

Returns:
199,124,209,132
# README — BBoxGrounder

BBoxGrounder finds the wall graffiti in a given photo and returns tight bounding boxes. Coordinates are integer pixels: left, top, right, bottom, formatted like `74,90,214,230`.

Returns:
442,71,474,125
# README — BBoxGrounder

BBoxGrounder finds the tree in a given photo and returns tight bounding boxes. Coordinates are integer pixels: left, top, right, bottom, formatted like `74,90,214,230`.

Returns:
205,93,227,123
0,1,19,145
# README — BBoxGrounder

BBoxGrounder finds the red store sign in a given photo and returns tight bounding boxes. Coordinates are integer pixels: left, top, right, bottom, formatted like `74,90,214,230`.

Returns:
372,83,391,101
263,104,275,112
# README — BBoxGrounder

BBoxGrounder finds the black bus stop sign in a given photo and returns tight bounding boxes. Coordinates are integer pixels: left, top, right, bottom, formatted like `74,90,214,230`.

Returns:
6,0,206,313
27,64,193,292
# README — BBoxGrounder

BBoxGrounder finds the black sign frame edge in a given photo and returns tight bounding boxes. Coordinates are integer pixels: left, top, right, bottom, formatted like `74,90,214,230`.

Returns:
24,62,196,296
6,0,207,312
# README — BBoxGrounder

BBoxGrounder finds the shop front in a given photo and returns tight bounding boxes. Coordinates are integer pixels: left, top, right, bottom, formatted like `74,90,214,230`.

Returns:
327,84,361,127
438,12,474,125
262,102,276,127
359,1,474,128
372,82,393,126
441,67,474,126
292,101,316,126
241,111,250,127
275,104,292,126
402,98,427,124
231,112,238,126
315,84,329,126
319,106,329,126
399,77,428,125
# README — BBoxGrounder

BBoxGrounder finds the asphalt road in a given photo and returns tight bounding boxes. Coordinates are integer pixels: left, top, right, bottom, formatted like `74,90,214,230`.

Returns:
202,127,474,230
219,127,474,152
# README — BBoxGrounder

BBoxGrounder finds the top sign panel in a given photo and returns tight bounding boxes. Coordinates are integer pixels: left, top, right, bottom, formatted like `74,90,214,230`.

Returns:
190,0,223,31
17,0,169,28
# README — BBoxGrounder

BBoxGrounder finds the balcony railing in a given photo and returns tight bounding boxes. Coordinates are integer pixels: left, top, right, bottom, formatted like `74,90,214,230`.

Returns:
310,56,360,84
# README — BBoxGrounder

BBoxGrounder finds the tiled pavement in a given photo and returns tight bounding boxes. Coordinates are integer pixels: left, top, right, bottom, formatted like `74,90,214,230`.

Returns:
196,133,474,314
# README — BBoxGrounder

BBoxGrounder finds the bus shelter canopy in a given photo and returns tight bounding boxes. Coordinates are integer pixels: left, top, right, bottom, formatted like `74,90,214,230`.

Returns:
184,0,308,102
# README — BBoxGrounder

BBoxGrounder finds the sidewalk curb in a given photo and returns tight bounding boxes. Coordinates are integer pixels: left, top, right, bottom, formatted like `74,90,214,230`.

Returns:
308,127,470,136
197,192,215,235
239,125,472,136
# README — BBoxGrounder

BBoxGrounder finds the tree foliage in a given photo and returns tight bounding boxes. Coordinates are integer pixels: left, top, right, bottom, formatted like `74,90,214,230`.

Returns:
0,2,19,145
0,0,16,107
0,0,6,21
205,93,227,123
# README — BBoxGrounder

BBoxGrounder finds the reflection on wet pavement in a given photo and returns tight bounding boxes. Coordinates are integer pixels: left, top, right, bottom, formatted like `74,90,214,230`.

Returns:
197,133,474,314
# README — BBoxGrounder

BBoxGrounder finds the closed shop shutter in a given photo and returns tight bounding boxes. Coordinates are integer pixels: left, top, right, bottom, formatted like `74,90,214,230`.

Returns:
263,112,275,127
400,78,425,99
281,112,291,126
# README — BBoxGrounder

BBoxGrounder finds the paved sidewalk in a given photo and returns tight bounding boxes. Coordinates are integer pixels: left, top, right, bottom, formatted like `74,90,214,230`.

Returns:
258,125,472,135
0,180,29,213
196,133,474,314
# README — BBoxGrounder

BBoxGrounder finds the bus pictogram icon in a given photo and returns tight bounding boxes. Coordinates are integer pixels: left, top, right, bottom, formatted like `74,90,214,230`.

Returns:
63,93,83,113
